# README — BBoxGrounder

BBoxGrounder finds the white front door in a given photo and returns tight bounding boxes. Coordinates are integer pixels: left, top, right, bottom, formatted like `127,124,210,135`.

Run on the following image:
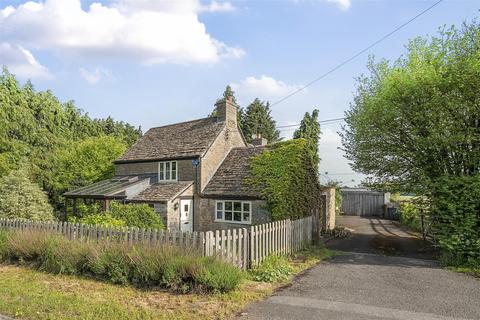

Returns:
180,199,193,232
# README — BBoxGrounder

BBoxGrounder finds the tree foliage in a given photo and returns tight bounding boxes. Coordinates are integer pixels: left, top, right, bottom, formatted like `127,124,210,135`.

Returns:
46,136,126,212
293,109,321,170
341,21,480,193
0,68,141,216
248,139,321,221
242,99,280,144
0,163,54,221
341,20,480,266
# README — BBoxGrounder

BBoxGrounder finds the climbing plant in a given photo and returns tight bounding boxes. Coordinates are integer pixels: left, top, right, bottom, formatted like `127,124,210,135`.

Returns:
248,139,321,221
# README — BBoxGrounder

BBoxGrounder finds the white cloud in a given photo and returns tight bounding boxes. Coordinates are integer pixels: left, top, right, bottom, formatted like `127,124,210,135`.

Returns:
0,0,243,65
79,67,112,84
0,42,50,79
326,0,351,10
200,1,236,13
231,75,304,100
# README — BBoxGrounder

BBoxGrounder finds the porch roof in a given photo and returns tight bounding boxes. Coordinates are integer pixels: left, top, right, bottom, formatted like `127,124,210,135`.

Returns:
64,175,153,199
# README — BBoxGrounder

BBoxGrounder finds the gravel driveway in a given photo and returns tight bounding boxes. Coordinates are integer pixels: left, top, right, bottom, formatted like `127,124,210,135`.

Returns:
238,216,480,320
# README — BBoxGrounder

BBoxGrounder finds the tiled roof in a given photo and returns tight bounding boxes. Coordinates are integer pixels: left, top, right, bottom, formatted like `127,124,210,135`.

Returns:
64,175,152,198
116,118,224,162
130,181,194,202
202,147,266,199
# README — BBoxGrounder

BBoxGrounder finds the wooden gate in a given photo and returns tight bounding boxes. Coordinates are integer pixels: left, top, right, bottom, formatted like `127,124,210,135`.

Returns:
341,189,388,217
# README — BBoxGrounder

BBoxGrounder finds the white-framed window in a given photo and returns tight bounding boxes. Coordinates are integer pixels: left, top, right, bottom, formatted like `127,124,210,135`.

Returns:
215,200,251,224
158,161,177,181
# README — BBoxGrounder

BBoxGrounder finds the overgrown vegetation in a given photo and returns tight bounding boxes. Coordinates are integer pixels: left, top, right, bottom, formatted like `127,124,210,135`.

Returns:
0,69,141,218
248,139,322,221
0,229,243,293
341,20,480,270
69,202,165,229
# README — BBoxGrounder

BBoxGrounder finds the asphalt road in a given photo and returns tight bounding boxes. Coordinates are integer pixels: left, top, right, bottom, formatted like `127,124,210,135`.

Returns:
238,216,480,320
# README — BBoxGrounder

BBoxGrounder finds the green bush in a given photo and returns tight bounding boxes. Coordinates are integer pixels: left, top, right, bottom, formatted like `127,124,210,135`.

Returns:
0,163,54,221
109,202,164,229
0,230,244,293
249,255,293,283
74,212,126,227
430,175,480,268
68,201,163,229
196,257,245,293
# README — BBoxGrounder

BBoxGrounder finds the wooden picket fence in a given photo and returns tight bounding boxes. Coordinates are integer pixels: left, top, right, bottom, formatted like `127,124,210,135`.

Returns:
0,215,314,270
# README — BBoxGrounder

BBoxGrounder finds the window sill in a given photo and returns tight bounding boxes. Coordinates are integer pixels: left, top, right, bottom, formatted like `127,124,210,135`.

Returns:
214,219,251,225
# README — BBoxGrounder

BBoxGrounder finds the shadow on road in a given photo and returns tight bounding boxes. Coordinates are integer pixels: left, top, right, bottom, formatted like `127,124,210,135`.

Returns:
326,216,439,261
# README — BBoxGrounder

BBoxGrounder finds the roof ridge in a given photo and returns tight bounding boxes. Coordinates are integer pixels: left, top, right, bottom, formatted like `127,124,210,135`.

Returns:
147,116,220,131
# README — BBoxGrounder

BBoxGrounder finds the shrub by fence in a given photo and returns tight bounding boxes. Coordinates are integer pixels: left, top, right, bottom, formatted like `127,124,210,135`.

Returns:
0,216,313,270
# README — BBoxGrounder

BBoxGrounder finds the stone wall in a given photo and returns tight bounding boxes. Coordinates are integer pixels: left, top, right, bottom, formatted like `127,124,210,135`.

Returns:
115,162,157,176
322,187,336,230
195,197,270,232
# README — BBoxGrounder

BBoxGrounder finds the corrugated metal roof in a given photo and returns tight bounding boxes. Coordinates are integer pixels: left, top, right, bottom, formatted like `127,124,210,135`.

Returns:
64,175,153,198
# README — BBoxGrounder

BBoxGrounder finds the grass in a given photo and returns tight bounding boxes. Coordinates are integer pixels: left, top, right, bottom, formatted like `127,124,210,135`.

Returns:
0,244,332,320
448,266,480,278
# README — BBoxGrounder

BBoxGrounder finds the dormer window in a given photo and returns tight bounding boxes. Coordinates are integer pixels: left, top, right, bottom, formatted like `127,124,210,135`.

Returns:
159,161,177,181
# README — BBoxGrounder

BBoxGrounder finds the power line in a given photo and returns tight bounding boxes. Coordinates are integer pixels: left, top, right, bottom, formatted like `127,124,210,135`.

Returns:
269,0,444,108
277,117,346,129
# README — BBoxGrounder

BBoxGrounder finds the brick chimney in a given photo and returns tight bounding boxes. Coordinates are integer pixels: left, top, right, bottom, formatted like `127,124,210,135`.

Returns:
215,95,237,126
252,133,268,146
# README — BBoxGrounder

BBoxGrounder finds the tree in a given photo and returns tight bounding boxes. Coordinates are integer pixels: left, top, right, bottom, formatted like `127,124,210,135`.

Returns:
340,20,480,266
242,99,280,144
0,163,54,221
46,135,127,214
341,21,480,193
293,109,321,170
0,68,141,213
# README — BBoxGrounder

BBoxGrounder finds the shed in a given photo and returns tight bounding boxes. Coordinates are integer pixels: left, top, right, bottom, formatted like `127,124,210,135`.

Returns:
340,188,390,217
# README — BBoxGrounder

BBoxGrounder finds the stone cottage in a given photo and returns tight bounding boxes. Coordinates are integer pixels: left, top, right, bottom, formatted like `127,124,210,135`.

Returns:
64,96,271,232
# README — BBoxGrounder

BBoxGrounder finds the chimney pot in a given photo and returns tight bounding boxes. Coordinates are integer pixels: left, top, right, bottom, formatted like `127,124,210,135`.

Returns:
252,134,268,146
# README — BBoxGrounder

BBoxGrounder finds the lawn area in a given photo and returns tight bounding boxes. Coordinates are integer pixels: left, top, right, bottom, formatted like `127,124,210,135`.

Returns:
0,245,332,320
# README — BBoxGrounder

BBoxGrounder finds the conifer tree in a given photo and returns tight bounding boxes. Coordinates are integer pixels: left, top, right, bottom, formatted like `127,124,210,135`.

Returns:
293,109,321,169
243,99,280,144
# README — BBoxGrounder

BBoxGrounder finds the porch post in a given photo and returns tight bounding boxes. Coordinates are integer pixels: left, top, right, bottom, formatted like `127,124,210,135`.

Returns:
73,198,77,217
64,198,68,221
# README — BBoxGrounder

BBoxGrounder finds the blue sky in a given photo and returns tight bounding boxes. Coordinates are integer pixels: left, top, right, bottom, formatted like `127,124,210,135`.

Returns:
1,0,478,186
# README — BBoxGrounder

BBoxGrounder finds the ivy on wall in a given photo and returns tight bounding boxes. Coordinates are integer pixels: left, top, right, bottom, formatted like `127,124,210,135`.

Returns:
247,139,321,221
